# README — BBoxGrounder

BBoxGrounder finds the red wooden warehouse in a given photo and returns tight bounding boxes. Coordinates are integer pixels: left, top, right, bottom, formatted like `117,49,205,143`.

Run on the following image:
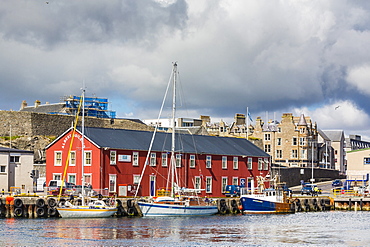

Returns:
46,127,271,197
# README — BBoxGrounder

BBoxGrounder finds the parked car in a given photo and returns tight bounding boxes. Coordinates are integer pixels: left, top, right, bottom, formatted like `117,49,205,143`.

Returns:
332,179,343,187
301,184,322,195
224,185,241,197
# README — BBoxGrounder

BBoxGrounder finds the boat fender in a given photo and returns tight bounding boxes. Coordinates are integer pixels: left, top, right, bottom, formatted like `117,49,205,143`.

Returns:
59,198,66,207
116,199,122,207
48,198,57,208
14,198,23,208
127,199,133,208
48,207,58,217
127,207,135,216
220,199,227,207
36,207,46,217
231,200,237,207
6,196,14,205
219,205,227,214
36,199,45,208
14,207,23,217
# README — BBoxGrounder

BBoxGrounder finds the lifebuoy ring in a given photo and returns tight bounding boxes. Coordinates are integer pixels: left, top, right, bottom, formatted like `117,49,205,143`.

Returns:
14,198,23,208
14,207,23,217
36,199,45,208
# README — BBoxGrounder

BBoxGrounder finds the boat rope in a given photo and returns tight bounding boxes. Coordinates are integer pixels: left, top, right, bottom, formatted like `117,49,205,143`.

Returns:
57,94,83,202
134,65,174,199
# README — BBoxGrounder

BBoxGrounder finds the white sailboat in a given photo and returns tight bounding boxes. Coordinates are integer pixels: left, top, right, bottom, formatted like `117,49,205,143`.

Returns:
56,89,117,218
137,63,218,217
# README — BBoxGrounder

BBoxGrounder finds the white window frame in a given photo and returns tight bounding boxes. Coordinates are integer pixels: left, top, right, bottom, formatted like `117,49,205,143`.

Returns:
150,153,156,166
68,174,76,184
53,173,62,180
258,158,263,170
233,157,238,170
264,144,271,153
247,157,252,170
176,154,181,167
54,151,62,166
132,152,139,166
206,155,212,168
162,153,168,167
292,149,298,158
189,154,195,168
110,151,117,165
84,174,92,185
70,151,76,166
264,133,271,141
84,151,92,166
263,158,269,170
206,177,212,193
221,177,228,193
0,165,6,173
194,176,201,190
109,174,117,193
133,175,141,184
232,177,238,185
222,156,227,169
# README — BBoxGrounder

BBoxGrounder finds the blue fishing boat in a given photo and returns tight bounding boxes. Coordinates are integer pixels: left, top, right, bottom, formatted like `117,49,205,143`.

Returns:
240,188,294,214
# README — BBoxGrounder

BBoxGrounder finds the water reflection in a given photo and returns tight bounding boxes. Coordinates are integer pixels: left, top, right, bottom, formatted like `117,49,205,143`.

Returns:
0,212,370,246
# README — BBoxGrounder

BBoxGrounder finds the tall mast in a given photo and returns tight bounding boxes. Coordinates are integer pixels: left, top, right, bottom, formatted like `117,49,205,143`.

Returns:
170,62,177,198
81,88,86,205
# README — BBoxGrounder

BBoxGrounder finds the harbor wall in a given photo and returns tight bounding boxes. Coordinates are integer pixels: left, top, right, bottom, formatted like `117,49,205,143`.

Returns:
272,166,344,187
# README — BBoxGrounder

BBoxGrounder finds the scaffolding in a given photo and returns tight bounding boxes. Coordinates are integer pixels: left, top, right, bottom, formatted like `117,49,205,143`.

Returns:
64,96,116,119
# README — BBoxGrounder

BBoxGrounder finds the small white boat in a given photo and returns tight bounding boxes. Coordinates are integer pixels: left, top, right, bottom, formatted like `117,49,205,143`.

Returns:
57,200,117,218
56,88,117,218
138,194,218,217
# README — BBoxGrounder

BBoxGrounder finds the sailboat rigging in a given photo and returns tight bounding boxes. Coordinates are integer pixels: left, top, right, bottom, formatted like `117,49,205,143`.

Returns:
136,62,218,216
56,88,117,218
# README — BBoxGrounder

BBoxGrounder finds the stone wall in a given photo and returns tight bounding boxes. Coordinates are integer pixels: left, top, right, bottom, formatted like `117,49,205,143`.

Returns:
0,110,153,137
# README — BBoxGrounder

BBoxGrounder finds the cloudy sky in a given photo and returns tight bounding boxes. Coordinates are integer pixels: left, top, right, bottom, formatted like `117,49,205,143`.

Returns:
1,0,370,139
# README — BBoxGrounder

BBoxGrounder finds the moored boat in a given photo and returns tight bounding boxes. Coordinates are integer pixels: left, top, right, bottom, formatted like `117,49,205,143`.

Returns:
240,188,294,214
57,200,117,218
136,63,218,217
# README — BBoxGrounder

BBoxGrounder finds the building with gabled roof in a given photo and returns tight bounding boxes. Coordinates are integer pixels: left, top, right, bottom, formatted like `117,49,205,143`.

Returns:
45,126,270,197
322,130,345,173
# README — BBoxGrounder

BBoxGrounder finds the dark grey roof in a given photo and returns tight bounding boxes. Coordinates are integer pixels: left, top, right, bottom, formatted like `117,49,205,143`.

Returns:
81,127,269,157
322,130,344,142
0,147,33,153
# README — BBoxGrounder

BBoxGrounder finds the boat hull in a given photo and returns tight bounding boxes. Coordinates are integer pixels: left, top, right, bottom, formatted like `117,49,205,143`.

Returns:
138,201,218,217
57,206,117,218
240,196,294,214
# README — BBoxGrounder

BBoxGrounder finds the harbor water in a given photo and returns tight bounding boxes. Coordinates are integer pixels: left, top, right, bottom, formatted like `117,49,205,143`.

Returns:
1,211,369,246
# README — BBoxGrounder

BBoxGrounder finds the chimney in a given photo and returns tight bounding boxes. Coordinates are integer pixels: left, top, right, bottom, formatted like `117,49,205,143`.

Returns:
235,113,246,125
20,100,27,110
34,100,41,108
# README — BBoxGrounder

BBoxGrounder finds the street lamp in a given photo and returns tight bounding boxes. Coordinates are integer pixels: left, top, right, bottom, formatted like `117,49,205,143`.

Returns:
310,135,315,184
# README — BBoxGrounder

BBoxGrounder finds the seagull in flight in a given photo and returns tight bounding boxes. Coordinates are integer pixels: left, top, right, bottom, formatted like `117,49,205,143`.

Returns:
335,106,340,110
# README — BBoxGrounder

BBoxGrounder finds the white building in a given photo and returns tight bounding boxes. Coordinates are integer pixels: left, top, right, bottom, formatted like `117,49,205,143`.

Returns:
0,147,34,193
346,148,370,181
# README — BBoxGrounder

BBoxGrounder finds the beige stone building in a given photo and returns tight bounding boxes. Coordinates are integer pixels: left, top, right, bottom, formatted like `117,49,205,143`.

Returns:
252,113,320,168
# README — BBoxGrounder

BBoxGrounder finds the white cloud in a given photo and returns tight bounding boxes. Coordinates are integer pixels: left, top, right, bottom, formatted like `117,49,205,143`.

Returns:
347,64,370,95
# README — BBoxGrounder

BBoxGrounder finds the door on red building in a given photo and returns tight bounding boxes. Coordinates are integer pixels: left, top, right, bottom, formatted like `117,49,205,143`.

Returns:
150,175,156,197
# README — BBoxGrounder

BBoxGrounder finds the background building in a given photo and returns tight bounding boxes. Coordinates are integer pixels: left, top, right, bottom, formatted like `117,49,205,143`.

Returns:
0,147,34,193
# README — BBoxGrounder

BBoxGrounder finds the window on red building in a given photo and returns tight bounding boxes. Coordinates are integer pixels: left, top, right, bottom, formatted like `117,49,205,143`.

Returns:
206,155,212,168
222,156,227,169
189,155,195,168
110,151,116,165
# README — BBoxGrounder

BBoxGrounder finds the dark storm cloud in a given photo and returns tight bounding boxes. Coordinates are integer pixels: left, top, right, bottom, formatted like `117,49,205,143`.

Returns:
0,0,188,48
1,0,370,139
